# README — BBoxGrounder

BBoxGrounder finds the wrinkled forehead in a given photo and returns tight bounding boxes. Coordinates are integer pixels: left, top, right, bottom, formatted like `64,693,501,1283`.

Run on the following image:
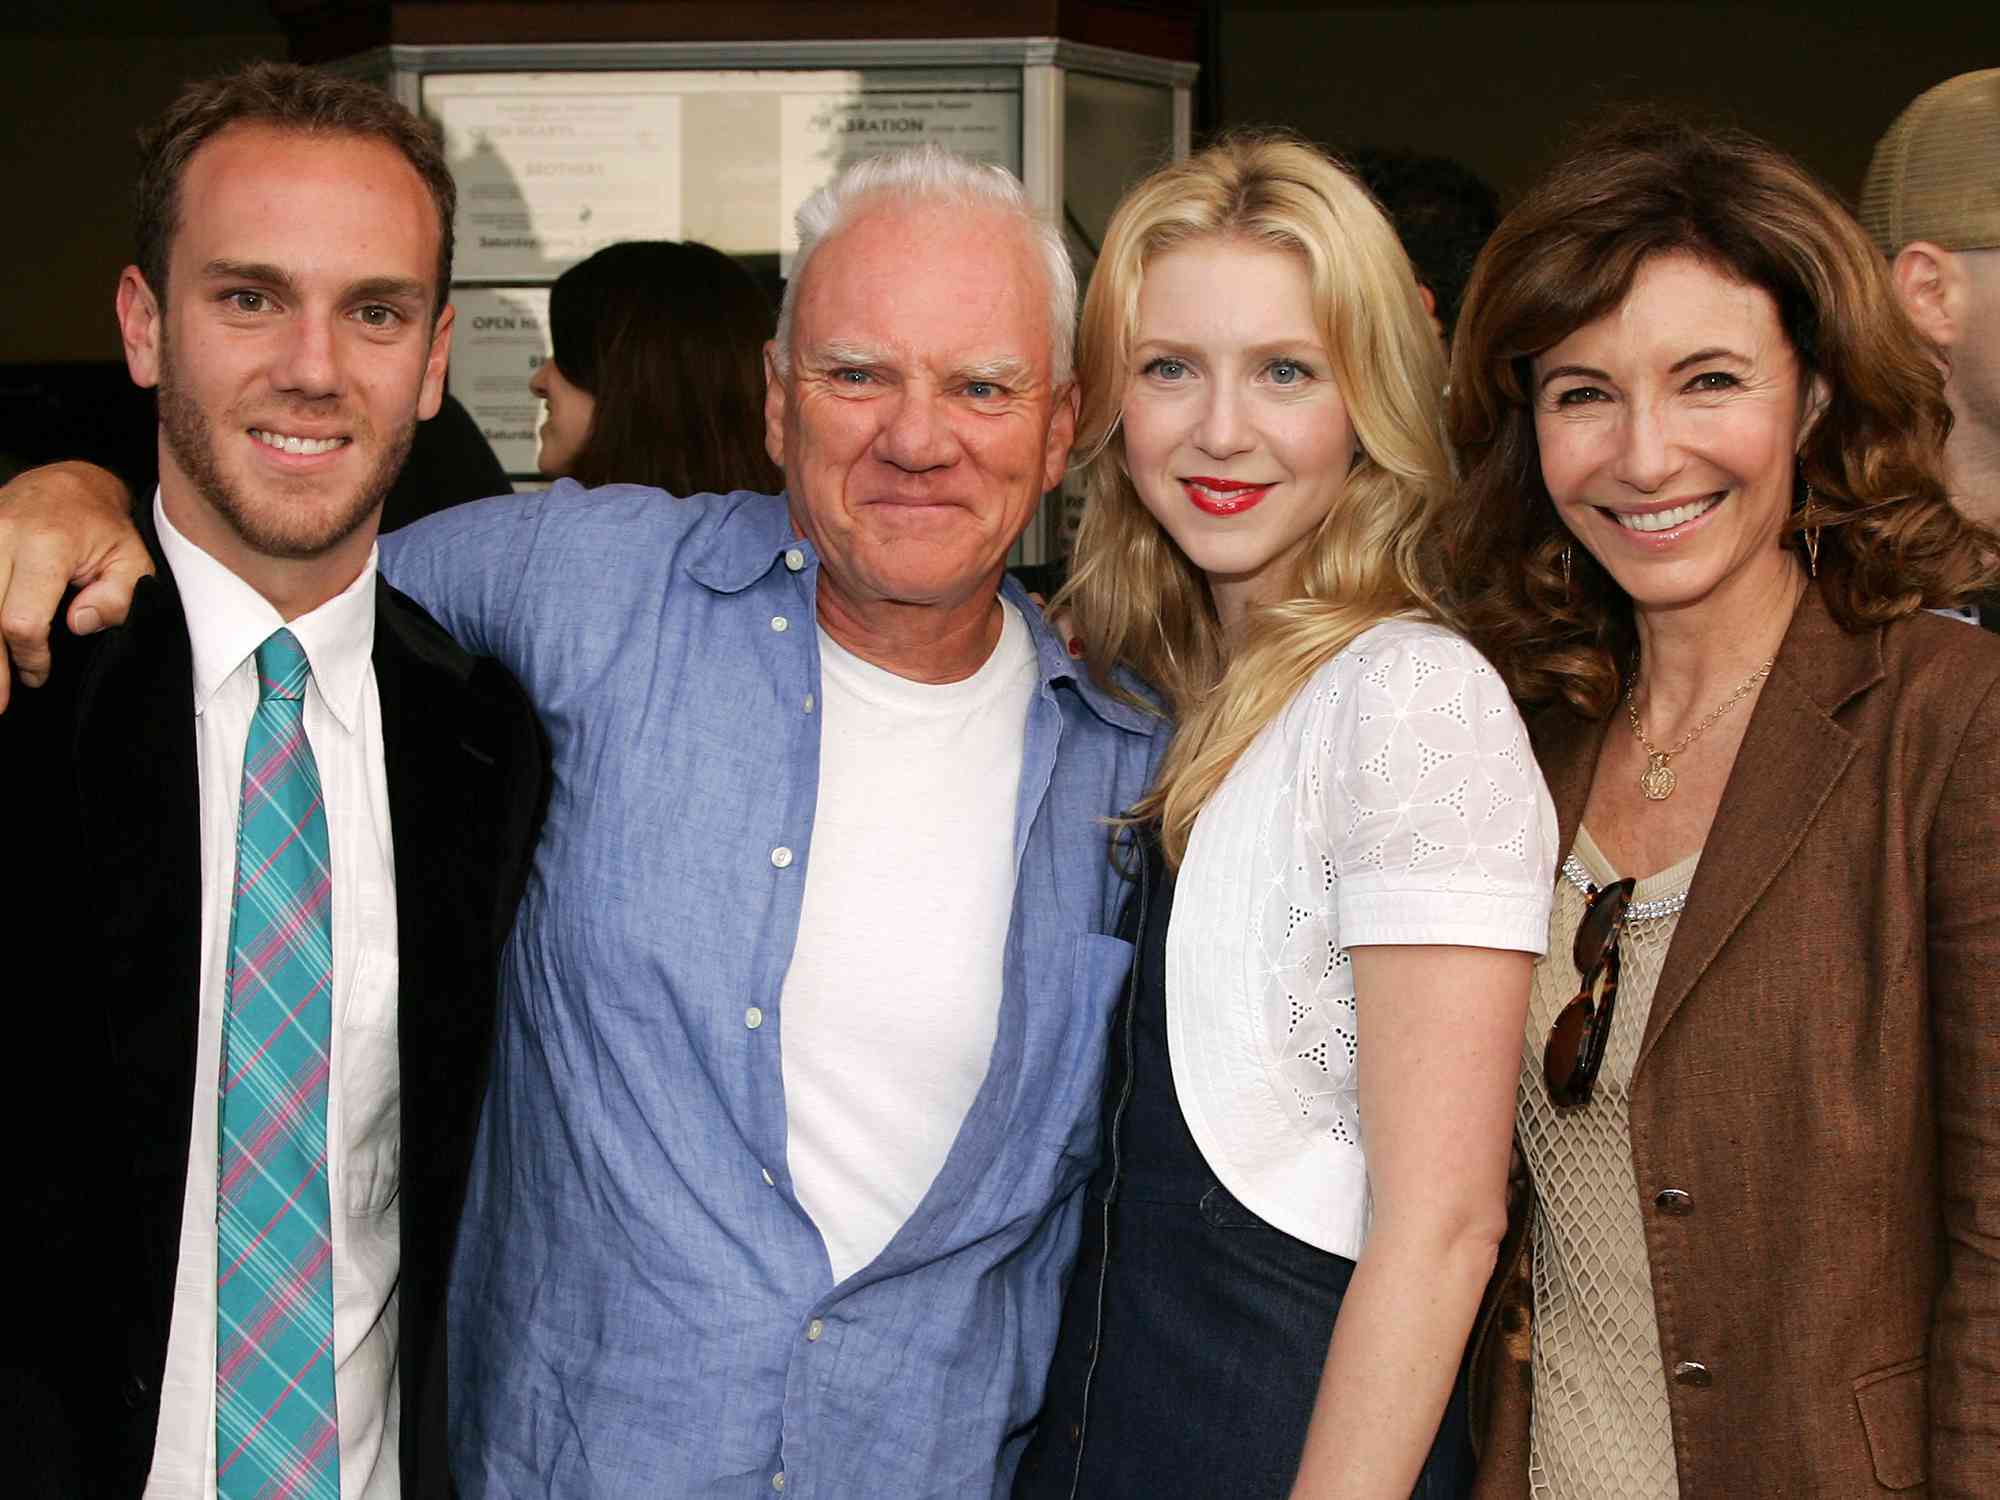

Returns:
791,198,1054,375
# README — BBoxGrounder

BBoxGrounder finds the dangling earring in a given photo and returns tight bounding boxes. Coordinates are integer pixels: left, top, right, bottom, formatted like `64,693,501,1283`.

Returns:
1561,542,1573,599
1800,483,1821,579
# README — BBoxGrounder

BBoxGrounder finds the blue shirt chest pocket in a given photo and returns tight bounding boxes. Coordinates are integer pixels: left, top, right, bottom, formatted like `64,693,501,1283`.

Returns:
1037,932,1137,1169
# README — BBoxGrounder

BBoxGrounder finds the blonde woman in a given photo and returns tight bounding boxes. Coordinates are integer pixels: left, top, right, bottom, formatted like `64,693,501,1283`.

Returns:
1015,137,1557,1500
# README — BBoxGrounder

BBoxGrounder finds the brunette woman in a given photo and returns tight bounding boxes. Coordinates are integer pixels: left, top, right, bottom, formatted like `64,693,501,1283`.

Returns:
1447,117,2000,1498
529,238,782,494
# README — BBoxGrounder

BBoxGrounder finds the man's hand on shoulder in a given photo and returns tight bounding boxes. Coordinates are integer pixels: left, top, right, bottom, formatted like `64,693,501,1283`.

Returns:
0,461,150,711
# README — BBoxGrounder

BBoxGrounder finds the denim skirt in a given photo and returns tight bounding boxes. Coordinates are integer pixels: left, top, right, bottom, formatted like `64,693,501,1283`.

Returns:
1014,840,1472,1500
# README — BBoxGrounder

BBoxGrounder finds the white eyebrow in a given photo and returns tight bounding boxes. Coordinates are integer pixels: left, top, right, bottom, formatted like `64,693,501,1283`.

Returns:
806,338,891,368
957,357,1031,386
803,340,1031,388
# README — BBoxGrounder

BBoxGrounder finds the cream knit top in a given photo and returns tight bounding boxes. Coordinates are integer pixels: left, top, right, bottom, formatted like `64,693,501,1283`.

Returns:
1519,827,1699,1499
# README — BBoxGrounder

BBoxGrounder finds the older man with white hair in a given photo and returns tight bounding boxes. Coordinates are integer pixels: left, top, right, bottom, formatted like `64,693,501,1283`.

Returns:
394,147,1159,1500
0,146,1160,1498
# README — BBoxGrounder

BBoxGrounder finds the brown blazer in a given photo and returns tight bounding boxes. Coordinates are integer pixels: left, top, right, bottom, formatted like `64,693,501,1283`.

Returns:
1468,585,2000,1499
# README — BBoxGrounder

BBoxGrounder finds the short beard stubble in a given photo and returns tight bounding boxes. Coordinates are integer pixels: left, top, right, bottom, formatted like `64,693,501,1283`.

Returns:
156,319,417,561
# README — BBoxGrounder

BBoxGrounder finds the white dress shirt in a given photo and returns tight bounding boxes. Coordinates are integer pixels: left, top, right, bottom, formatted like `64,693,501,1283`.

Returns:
145,496,404,1500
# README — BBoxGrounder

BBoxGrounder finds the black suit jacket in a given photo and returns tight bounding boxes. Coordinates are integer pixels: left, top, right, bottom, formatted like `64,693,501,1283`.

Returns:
3,537,546,1497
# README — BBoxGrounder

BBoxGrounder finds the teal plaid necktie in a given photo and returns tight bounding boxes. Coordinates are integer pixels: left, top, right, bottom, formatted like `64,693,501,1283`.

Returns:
215,628,341,1498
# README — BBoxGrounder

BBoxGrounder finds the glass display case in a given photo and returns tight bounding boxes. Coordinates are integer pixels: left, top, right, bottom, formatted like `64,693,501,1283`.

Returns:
333,39,1197,559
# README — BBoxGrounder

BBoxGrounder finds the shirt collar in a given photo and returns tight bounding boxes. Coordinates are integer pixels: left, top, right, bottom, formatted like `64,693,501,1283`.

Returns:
999,573,1159,735
684,489,802,594
153,491,378,732
681,487,1157,735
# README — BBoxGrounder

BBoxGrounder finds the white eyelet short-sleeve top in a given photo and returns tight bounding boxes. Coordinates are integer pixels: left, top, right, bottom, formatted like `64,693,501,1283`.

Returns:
1166,617,1559,1259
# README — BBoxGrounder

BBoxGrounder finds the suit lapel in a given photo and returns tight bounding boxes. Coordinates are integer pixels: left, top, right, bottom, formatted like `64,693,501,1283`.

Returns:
371,592,507,1174
1634,586,1882,1069
72,561,206,1349
375,597,457,1082
76,568,203,1099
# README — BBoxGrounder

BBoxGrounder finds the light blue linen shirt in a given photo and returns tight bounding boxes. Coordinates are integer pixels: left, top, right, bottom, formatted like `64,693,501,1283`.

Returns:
379,483,1162,1499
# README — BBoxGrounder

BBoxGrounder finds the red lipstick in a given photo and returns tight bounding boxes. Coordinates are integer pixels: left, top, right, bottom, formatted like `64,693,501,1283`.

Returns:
1183,476,1273,516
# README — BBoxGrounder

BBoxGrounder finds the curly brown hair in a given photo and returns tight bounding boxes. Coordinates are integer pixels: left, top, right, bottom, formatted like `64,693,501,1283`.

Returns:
1444,112,2000,718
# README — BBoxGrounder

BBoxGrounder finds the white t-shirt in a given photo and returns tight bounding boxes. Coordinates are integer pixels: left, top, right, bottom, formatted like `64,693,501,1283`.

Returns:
1167,617,1558,1259
780,599,1037,1282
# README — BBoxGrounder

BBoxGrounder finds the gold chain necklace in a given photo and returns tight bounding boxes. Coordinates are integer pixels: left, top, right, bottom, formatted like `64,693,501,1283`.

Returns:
1624,659,1772,801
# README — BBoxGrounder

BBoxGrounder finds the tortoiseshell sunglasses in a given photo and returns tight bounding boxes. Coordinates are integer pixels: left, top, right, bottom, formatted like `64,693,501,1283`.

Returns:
1542,876,1637,1109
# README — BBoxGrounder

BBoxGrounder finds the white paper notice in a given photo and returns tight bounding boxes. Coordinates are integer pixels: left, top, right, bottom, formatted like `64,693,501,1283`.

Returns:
780,89,1021,264
429,76,684,280
450,287,552,476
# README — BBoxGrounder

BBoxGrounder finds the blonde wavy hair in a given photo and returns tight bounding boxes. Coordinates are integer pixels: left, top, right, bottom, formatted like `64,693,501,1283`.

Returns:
1057,134,1455,865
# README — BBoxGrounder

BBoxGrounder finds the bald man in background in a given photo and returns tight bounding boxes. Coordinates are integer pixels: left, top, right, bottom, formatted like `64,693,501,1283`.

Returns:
1862,68,2000,637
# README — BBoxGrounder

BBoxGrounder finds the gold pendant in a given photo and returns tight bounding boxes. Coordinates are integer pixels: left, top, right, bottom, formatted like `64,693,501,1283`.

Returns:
1640,753,1676,801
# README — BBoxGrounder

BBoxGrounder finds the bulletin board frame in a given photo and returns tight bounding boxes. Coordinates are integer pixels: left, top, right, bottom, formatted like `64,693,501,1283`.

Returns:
330,37,1200,561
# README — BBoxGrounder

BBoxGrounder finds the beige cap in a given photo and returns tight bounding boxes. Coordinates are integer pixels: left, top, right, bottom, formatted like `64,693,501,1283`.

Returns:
1859,69,2000,254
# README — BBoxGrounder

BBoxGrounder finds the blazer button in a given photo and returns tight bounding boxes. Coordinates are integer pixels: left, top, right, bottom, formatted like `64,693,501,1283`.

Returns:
1654,1188,1693,1215
123,1371,150,1408
1672,1360,1712,1387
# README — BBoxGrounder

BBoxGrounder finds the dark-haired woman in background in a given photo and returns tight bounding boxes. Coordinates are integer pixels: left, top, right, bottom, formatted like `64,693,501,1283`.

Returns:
1445,117,2000,1498
530,239,783,495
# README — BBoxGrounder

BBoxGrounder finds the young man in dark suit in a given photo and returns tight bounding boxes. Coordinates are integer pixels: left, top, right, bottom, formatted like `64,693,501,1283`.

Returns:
1,65,544,1498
